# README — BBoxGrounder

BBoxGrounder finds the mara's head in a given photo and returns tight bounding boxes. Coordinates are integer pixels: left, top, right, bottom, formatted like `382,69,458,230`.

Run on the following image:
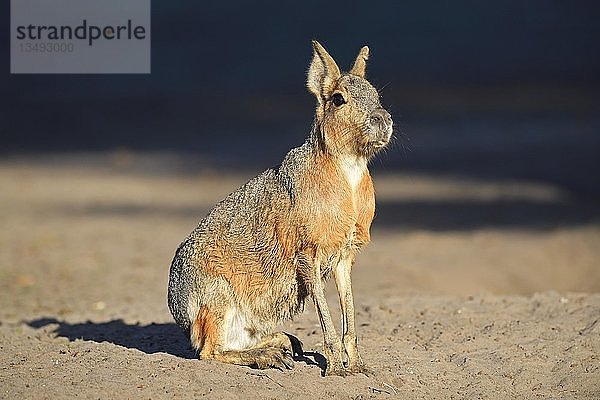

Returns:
307,40,393,158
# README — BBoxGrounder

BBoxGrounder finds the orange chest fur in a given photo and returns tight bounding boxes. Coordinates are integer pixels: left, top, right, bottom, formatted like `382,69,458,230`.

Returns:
298,167,375,252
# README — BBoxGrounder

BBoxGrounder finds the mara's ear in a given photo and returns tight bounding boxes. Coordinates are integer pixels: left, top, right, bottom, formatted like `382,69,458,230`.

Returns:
306,40,341,102
349,45,369,78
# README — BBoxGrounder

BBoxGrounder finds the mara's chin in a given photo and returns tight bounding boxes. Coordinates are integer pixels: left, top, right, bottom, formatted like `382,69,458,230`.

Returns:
360,140,390,157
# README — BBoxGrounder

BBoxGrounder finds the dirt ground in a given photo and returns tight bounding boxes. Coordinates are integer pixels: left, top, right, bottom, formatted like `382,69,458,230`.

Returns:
0,152,599,399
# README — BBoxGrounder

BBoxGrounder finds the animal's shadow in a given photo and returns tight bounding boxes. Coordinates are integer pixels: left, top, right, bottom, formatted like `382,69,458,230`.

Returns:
28,318,196,359
284,333,327,374
27,318,326,372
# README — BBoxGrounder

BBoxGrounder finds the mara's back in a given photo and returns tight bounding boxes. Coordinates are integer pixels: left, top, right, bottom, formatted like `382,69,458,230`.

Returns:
167,142,313,334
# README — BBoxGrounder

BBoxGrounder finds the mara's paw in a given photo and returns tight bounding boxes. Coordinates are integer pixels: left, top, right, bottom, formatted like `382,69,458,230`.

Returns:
268,332,294,354
261,332,304,357
324,360,348,377
254,347,294,371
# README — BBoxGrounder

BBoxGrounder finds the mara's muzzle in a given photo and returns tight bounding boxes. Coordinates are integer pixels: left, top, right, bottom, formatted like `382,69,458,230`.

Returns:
368,108,393,148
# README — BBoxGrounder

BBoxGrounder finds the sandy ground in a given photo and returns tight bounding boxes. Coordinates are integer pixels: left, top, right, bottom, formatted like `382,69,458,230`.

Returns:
0,153,599,399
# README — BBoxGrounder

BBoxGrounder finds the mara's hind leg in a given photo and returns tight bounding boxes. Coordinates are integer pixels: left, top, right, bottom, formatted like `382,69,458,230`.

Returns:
191,306,295,370
209,332,296,370
255,331,303,356
190,305,220,357
213,347,294,370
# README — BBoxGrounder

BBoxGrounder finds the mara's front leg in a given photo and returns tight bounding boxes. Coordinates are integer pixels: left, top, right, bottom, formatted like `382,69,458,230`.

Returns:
333,255,372,375
312,259,346,376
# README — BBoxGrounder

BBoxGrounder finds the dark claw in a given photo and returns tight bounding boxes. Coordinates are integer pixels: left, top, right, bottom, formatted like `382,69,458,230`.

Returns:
269,350,294,371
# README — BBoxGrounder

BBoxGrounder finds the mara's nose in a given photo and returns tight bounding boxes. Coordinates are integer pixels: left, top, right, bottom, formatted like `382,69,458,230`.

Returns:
369,108,392,131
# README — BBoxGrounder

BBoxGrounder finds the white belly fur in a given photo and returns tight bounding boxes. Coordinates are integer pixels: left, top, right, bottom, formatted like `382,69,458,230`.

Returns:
223,306,259,351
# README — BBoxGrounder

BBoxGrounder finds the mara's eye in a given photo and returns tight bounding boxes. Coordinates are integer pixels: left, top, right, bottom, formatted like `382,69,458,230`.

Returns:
331,93,346,107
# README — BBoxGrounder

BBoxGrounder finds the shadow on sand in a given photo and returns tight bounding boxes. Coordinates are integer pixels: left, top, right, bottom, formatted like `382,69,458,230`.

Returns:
27,318,326,372
28,318,196,359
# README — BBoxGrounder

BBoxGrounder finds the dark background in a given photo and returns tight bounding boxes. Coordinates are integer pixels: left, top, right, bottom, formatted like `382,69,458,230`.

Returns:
2,1,600,197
